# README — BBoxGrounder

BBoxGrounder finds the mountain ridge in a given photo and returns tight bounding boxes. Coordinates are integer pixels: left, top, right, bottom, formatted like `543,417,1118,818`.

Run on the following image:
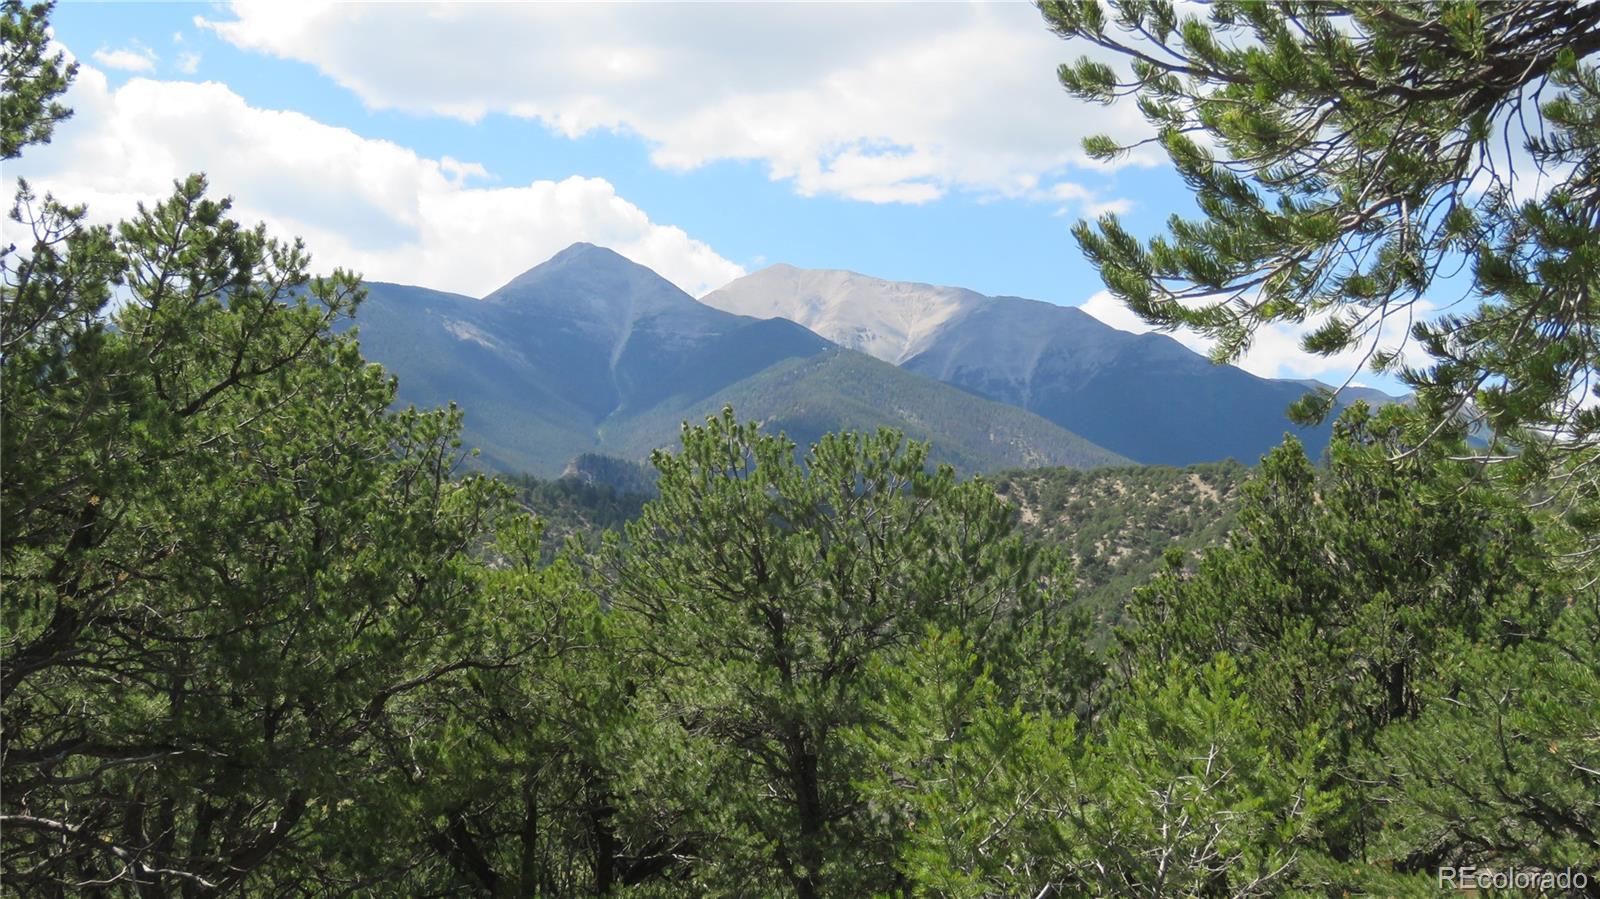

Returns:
703,264,1398,465
703,262,988,364
346,244,1129,476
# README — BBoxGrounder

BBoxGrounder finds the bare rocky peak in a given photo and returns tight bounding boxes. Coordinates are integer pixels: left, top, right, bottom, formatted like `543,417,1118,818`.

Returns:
700,264,987,364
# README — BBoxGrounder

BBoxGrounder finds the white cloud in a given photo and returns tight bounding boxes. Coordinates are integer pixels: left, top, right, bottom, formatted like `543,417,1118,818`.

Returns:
1045,182,1133,218
195,2,1158,205
176,51,201,74
1086,197,1134,217
3,65,744,298
1080,289,1166,337
91,45,157,72
1079,289,1433,386
438,156,488,186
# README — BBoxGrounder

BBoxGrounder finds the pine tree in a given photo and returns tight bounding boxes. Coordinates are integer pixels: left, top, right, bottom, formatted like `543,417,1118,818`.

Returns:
1358,599,1600,884
1,1,74,160
1041,0,1600,565
1116,405,1571,883
1,13,527,888
591,410,1097,897
857,635,1328,897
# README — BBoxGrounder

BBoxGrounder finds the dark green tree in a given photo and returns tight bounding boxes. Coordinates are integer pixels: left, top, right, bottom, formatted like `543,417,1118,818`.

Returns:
1118,406,1571,882
0,24,539,888
294,518,652,898
1041,0,1600,561
849,627,1083,897
2,1,75,160
856,632,1329,898
0,169,523,894
1056,655,1329,898
592,410,1097,897
1357,597,1600,886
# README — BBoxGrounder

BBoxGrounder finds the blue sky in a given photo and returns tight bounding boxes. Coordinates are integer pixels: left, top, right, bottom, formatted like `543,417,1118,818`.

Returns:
18,2,1419,388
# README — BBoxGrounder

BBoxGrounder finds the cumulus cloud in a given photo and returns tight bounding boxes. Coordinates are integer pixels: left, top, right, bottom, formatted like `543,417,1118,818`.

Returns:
1045,182,1133,218
91,45,157,72
175,51,201,74
1079,289,1432,387
1079,290,1166,340
4,65,744,298
195,2,1157,205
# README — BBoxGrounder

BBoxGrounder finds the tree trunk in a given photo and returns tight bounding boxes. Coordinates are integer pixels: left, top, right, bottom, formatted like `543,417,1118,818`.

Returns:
785,725,824,899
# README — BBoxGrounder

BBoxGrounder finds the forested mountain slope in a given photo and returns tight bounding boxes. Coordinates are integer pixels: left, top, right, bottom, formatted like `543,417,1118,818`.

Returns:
994,461,1249,626
350,245,1125,476
704,265,1400,465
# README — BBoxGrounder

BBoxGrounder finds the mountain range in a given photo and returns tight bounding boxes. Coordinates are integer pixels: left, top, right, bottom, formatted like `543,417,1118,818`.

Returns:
345,243,1391,477
701,265,1391,466
349,244,1126,476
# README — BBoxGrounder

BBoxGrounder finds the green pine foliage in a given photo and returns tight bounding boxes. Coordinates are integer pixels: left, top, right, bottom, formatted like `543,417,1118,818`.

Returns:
587,411,1099,897
1358,599,1600,882
0,170,520,889
1061,655,1332,896
502,469,652,561
508,457,1248,618
850,627,1082,896
856,639,1330,897
354,529,641,895
0,1,73,160
1115,405,1581,887
1041,0,1600,571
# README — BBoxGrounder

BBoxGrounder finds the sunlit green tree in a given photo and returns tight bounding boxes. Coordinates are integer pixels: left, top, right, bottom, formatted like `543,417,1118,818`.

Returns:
1,12,525,886
1042,0,1600,564
592,411,1097,897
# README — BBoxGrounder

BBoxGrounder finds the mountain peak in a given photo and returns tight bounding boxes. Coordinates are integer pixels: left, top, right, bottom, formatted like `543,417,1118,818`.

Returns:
547,241,619,263
702,265,986,364
482,242,702,320
493,242,647,288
